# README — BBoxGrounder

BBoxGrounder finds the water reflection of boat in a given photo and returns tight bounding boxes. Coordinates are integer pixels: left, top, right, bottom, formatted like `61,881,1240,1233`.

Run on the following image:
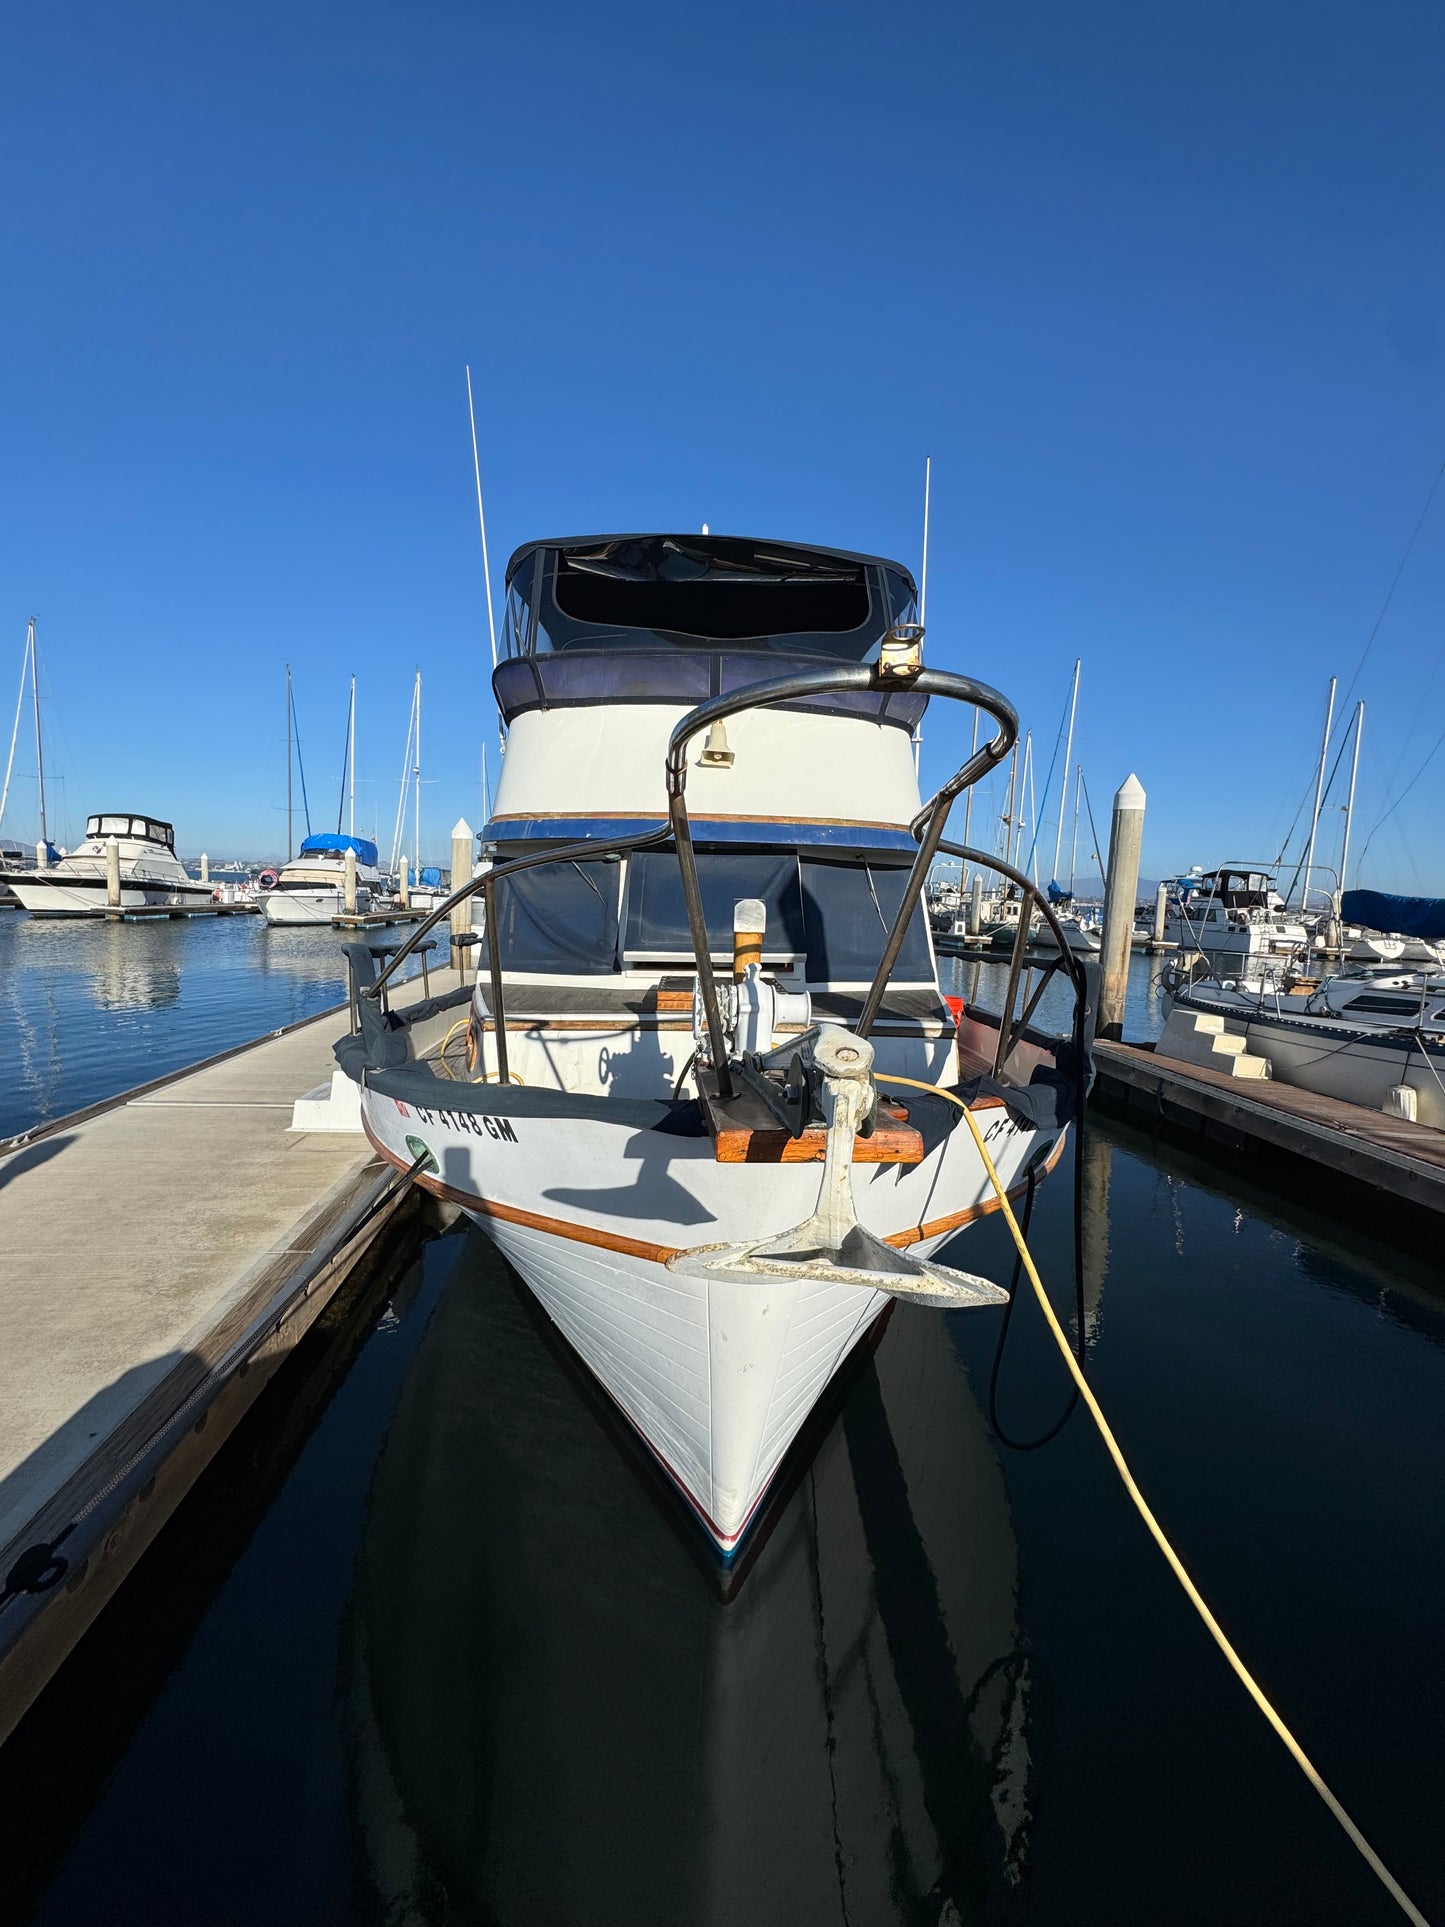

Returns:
346,1231,1030,1925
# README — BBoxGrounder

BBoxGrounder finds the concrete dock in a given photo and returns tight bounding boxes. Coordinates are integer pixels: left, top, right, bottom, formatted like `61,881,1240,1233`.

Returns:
0,977,432,1744
1094,1036,1445,1225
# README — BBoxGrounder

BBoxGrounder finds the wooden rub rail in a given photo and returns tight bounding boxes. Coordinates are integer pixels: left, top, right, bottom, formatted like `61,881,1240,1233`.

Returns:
1094,1037,1445,1219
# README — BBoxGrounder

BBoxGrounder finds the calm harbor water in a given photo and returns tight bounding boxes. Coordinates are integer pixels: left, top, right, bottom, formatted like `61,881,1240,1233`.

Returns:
0,910,428,1140
3,923,1439,1922
3,1116,1441,1922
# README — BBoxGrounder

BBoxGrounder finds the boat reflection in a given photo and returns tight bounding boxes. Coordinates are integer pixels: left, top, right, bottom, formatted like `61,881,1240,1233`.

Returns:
347,1231,1030,1925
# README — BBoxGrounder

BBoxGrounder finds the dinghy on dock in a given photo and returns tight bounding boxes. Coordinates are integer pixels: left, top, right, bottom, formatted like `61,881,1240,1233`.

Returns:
336,533,1092,1558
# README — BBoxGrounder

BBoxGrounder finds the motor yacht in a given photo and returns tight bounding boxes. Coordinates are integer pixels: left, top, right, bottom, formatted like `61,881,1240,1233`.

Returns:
0,813,212,916
334,531,1090,1561
260,833,380,924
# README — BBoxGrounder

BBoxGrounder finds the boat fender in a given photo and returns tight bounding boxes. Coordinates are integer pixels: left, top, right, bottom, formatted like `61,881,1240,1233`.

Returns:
258,869,280,890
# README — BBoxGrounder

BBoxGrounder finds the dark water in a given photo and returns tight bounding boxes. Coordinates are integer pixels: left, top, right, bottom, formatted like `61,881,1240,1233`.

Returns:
5,1113,1442,1926
0,911,427,1139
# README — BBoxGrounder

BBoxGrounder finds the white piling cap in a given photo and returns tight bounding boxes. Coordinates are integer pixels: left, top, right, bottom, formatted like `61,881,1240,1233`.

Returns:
451,817,474,840
1114,773,1146,811
733,896,767,933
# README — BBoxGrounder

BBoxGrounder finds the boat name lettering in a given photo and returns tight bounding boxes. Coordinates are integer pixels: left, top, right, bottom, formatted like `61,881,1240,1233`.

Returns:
409,1103,518,1143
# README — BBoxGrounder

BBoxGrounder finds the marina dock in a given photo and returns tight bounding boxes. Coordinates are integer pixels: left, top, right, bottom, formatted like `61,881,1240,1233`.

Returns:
0,978,433,1745
1094,1035,1445,1224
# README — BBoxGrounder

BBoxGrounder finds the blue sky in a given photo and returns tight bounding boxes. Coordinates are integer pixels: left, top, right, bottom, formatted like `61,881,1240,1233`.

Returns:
2,0,1444,888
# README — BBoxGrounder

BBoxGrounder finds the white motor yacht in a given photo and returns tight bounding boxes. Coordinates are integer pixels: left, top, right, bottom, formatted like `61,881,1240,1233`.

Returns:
0,812,212,916
1164,864,1309,964
261,833,380,924
331,530,1091,1563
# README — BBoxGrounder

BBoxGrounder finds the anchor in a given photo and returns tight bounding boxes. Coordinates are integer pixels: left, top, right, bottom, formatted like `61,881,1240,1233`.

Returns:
669,1029,1008,1311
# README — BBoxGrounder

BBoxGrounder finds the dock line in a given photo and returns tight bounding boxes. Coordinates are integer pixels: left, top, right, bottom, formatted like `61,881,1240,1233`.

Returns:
877,1073,1433,1927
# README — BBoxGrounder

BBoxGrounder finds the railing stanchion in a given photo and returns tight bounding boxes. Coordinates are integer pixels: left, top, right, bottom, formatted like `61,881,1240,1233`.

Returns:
484,879,509,1085
995,887,1035,1076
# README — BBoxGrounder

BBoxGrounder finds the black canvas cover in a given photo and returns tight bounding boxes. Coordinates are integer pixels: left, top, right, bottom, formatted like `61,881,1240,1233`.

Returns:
492,858,622,974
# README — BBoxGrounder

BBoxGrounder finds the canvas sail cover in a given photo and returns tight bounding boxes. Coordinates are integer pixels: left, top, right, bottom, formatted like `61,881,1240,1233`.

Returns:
1341,889,1445,941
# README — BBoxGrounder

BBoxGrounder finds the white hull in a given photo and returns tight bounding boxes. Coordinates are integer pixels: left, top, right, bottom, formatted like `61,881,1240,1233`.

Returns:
263,887,373,925
5,875,214,916
361,1081,1054,1553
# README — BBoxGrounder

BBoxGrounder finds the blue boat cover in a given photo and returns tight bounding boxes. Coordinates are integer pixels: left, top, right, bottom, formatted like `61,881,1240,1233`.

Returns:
299,832,379,866
1341,889,1445,941
420,866,442,887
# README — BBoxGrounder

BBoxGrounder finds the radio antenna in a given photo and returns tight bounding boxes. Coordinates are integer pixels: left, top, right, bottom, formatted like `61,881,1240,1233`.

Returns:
465,364,499,672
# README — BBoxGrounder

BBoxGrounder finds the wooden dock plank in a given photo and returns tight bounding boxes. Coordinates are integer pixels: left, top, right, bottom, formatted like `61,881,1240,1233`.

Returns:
1094,1038,1445,1214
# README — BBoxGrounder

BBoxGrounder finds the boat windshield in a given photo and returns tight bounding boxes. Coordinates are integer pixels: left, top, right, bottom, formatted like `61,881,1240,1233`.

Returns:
503,536,917,663
86,814,173,845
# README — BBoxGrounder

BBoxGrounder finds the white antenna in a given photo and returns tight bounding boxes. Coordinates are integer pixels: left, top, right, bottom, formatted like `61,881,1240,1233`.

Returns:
465,365,499,672
919,455,931,626
913,456,931,779
1051,658,1081,882
0,619,35,832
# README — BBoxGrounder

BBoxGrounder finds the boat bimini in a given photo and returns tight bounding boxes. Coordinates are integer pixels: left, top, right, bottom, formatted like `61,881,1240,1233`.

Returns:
336,533,1092,1559
0,812,212,916
261,832,380,924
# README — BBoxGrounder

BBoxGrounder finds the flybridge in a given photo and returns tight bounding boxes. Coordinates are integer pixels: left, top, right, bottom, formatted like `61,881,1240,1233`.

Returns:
492,534,928,735
500,534,918,660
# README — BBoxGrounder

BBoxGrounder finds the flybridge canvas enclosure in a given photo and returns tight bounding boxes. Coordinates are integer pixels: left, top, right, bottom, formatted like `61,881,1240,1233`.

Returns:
500,535,918,663
489,849,935,980
1342,889,1445,942
299,832,380,867
86,814,175,846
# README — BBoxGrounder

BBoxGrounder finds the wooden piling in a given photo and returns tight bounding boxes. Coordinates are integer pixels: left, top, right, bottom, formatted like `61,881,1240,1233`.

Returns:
398,855,409,909
968,872,984,936
105,838,121,908
1097,774,1145,1039
450,819,474,967
200,852,210,886
344,846,357,916
1153,879,1167,947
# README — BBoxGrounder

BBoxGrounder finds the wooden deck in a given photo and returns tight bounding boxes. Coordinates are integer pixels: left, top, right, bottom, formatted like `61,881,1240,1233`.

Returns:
1094,1037,1445,1217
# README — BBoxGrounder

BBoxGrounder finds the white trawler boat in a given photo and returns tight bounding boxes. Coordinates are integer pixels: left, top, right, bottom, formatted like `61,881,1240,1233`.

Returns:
261,833,381,924
0,812,212,915
336,533,1089,1558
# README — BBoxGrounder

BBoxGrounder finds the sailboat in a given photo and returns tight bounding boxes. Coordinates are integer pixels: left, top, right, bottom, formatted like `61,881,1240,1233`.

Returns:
262,672,381,925
333,531,1089,1561
386,671,447,910
0,620,52,906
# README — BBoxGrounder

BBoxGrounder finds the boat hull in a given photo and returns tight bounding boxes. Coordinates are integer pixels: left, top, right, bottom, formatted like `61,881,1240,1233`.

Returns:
1,874,215,916
263,887,374,924
360,1080,1058,1554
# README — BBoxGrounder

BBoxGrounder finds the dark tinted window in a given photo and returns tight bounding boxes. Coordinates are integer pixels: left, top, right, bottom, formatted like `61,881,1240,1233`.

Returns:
493,860,621,974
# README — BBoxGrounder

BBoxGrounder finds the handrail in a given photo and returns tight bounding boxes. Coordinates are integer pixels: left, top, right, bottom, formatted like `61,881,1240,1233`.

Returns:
361,656,1022,1103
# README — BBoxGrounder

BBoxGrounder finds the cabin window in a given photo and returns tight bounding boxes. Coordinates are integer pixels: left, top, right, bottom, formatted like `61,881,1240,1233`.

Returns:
491,859,622,974
623,852,805,968
1346,995,1420,1015
98,815,131,836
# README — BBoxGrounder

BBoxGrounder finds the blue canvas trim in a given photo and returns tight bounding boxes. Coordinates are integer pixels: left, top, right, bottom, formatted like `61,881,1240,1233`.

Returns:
483,814,918,853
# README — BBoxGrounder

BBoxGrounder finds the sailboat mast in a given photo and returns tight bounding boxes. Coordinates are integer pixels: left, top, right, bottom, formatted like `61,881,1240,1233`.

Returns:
1339,701,1365,897
30,619,47,851
1069,762,1082,894
959,706,980,878
1051,658,1081,881
413,671,422,873
286,663,293,862
1300,675,1337,913
1,620,34,834
348,676,356,838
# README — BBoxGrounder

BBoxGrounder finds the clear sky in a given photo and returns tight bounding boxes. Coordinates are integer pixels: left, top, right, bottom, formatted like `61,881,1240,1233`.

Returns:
3,0,1444,889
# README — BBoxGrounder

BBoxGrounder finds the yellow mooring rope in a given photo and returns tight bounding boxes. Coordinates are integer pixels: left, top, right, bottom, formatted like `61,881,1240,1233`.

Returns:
874,1073,1431,1927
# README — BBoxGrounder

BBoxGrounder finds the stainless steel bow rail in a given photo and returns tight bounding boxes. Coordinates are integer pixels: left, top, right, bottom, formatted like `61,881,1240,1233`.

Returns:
358,639,1087,1098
